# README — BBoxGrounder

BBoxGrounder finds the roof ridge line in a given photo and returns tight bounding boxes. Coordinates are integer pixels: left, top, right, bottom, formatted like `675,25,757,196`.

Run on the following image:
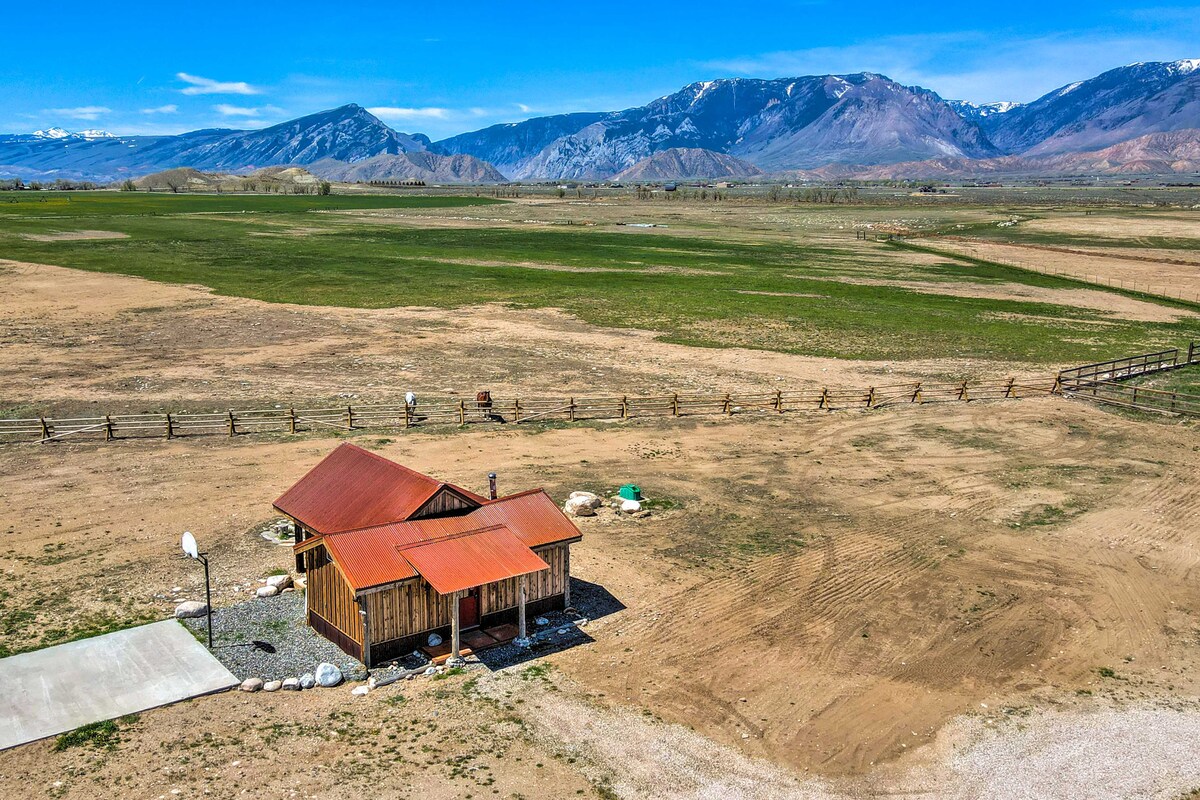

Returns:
395,523,510,551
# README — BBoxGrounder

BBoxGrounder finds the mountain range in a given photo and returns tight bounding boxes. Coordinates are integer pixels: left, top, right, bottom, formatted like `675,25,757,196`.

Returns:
2,59,1198,182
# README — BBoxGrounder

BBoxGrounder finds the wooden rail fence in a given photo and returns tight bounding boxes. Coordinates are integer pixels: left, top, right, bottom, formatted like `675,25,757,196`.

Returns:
0,379,1057,444
1058,342,1200,417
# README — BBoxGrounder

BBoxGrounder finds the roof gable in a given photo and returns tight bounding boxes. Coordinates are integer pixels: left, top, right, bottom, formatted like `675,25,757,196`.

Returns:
273,443,485,534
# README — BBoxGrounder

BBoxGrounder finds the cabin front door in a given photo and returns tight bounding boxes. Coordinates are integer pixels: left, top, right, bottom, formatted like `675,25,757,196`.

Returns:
459,589,480,630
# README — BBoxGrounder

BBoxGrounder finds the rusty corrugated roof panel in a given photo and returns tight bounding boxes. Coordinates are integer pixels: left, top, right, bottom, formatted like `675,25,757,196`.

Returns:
273,443,485,533
303,489,581,593
397,525,549,595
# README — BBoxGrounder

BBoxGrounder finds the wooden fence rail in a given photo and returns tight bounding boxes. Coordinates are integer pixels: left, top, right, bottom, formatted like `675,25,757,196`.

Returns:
0,379,1057,444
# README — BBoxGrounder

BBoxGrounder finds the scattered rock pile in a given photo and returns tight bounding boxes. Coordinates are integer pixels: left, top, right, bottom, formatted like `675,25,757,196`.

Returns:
562,489,652,519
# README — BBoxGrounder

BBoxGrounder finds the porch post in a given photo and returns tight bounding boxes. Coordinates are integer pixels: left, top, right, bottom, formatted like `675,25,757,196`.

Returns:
515,575,531,648
563,547,571,609
447,590,465,667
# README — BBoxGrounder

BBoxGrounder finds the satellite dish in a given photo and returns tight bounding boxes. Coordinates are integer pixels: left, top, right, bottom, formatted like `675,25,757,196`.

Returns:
181,531,199,560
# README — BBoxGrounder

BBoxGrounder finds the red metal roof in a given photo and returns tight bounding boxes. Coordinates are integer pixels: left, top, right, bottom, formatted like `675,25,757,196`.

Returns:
307,489,581,593
397,525,549,595
273,443,486,533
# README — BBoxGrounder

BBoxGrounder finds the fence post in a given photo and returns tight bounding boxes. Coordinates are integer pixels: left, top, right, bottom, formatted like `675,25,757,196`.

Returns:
227,410,235,436
165,413,173,440
289,408,296,434
569,398,576,422
513,399,520,424
672,393,679,416
346,405,354,429
404,403,411,429
774,390,783,412
958,381,968,401
819,388,829,409
459,399,466,425
621,395,628,419
1052,376,1063,395
104,415,113,442
910,383,922,403
723,393,731,415
39,417,49,441
1005,378,1015,398
866,387,875,407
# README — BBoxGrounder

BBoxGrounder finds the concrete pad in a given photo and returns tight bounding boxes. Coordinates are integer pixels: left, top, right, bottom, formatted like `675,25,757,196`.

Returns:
0,620,238,750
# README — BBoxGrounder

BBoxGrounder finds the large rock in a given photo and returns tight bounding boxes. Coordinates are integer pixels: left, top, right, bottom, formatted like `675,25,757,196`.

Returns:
620,499,642,514
315,663,343,687
299,673,316,689
569,491,603,508
239,678,263,692
263,680,282,692
256,585,279,598
351,685,369,696
281,678,301,691
174,601,209,619
426,632,443,647
564,497,597,517
265,574,293,590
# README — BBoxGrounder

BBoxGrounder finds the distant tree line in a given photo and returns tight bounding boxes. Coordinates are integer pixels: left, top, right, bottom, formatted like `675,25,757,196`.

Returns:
1,178,100,191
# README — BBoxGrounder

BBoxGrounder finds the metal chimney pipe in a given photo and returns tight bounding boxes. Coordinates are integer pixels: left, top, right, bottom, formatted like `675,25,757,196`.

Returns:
488,472,497,500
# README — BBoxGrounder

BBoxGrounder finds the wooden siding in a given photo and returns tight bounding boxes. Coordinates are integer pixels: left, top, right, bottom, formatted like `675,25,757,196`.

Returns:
411,487,477,520
365,543,569,645
305,545,362,644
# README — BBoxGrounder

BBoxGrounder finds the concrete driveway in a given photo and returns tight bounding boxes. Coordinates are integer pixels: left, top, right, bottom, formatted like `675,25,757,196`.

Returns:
0,620,238,750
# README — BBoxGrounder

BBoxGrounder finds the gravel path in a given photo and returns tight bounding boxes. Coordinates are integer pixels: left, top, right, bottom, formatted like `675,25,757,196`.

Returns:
181,592,369,682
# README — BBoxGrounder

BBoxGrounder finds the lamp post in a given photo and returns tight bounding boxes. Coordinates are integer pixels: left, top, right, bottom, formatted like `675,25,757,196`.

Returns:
181,531,213,649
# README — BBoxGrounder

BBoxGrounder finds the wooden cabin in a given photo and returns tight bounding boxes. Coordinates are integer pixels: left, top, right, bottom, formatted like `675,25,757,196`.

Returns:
273,443,581,666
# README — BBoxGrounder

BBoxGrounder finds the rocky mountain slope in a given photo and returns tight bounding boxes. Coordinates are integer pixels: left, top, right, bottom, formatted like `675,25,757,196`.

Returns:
612,148,763,180
307,152,505,183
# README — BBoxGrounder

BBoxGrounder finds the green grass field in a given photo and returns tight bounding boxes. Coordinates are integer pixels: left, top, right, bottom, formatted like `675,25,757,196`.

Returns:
0,192,1196,364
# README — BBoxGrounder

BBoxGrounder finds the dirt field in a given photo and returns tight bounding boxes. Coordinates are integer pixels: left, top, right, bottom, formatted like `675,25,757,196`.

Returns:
2,203,1200,798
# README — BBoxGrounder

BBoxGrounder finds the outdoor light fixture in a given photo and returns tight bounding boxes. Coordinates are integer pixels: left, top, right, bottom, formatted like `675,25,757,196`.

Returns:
181,531,214,649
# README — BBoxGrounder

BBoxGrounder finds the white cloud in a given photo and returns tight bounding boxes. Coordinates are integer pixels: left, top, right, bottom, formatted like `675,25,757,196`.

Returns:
213,104,284,118
367,106,449,120
178,72,260,96
141,104,178,115
44,106,111,121
516,103,533,113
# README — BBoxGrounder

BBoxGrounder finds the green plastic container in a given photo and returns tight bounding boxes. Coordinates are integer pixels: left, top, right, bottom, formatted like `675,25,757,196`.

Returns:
618,484,643,501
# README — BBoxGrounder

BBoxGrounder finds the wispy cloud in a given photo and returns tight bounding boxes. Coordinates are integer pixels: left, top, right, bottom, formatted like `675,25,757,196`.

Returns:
178,72,260,96
141,104,178,114
367,106,450,120
214,103,284,118
44,106,111,121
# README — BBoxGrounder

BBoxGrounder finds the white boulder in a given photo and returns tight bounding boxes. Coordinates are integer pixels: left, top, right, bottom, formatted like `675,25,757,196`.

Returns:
263,680,282,692
239,678,263,693
282,678,301,691
568,491,603,508
351,685,370,696
256,585,279,598
299,673,316,689
265,574,292,590
620,499,642,514
315,663,343,687
564,497,597,517
173,601,209,619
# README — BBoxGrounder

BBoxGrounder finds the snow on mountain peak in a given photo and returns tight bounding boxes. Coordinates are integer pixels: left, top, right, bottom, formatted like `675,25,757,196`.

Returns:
1173,58,1200,74
33,127,72,139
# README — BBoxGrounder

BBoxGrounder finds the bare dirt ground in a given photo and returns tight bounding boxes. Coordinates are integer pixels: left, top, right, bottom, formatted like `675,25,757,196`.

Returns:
2,393,1199,797
0,260,1019,419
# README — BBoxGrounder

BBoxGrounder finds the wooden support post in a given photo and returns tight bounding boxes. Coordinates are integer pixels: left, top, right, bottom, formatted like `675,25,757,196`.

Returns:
346,405,354,429
621,395,628,419
1005,378,1015,398
774,390,783,413
39,417,49,440
448,591,463,666
911,383,922,404
517,575,528,642
866,387,875,407
359,604,371,669
165,413,173,439
569,398,576,421
1052,376,1063,395
958,381,968,401
723,393,732,415
1131,386,1139,406
819,388,829,409
672,393,679,416
104,415,113,442
459,399,466,425
563,548,571,609
513,399,521,424
228,410,236,436
289,408,297,434
404,403,412,428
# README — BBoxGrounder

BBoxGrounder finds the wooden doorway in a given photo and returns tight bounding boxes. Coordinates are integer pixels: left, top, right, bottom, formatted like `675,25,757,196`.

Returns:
459,588,480,630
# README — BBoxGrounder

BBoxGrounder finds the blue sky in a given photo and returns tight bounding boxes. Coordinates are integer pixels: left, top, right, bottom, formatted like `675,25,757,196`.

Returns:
3,1,1197,139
